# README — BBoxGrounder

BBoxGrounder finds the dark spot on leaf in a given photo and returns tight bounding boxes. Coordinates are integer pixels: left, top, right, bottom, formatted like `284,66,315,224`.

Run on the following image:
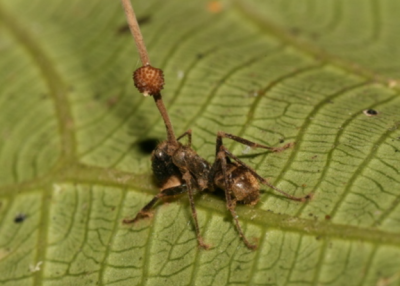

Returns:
137,15,152,25
14,213,27,223
363,109,378,116
106,96,120,107
197,53,204,59
117,16,152,34
290,27,300,36
304,194,313,200
325,215,331,220
311,32,320,40
279,138,285,143
137,138,159,154
116,24,130,34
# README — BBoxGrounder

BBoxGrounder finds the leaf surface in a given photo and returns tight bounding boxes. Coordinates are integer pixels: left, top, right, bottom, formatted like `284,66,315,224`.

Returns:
0,0,400,285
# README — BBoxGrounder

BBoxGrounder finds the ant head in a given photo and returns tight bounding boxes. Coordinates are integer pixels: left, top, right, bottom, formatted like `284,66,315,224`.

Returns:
133,65,164,96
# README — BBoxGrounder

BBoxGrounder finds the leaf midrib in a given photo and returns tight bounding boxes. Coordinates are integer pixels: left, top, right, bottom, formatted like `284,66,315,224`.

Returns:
55,165,400,247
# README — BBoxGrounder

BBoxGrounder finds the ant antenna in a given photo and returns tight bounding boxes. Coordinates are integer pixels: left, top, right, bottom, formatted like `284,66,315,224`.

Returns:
121,0,178,146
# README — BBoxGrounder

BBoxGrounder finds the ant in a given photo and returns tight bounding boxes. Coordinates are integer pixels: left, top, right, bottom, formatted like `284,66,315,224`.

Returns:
120,0,311,250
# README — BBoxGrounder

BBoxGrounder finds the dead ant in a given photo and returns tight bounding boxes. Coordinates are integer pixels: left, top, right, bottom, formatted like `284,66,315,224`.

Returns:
120,0,311,250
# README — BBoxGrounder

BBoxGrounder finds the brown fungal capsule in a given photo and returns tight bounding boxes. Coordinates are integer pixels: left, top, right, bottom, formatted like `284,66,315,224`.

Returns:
133,64,164,96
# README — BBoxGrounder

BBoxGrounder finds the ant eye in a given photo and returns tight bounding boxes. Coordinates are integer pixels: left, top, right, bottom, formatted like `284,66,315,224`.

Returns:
154,150,165,158
133,65,164,96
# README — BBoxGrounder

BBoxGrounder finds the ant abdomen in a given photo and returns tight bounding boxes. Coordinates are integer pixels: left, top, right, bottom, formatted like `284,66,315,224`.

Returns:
214,163,260,206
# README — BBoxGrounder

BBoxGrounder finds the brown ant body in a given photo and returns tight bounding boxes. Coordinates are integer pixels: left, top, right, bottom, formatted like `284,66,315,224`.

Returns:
121,0,310,250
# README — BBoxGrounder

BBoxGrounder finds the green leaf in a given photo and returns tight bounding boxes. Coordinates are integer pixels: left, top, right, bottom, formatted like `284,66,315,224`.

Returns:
1,0,400,285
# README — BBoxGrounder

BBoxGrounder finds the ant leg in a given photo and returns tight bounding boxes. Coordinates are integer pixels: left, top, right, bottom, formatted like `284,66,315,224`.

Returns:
217,131,293,153
182,171,210,249
217,147,257,250
123,184,188,224
221,146,310,202
177,129,192,146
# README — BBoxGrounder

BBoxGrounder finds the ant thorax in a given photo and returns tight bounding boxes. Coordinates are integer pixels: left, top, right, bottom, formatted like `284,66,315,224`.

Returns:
171,145,210,191
152,140,211,192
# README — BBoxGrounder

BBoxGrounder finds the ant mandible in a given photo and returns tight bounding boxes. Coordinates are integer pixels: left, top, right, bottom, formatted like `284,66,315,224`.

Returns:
121,0,311,250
